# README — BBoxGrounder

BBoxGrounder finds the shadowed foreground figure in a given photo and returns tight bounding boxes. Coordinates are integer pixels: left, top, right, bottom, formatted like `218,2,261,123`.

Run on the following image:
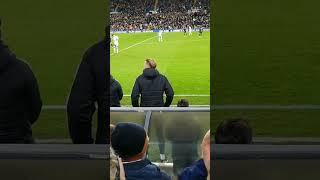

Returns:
67,36,109,144
0,19,42,143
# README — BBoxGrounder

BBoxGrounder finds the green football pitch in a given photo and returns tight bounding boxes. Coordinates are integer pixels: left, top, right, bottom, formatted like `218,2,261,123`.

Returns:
110,32,211,106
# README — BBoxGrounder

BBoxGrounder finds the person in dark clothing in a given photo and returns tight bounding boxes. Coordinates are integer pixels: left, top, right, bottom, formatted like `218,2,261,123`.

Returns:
179,130,210,180
166,99,201,177
110,75,123,107
0,20,42,143
111,122,171,180
131,58,174,107
199,27,203,36
67,38,109,144
131,58,174,162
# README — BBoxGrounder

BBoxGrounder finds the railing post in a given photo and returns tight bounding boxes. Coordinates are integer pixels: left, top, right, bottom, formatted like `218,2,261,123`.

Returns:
144,110,152,134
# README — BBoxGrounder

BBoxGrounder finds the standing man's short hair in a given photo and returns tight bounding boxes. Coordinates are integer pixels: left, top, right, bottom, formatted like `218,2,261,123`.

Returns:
215,118,253,144
145,58,157,69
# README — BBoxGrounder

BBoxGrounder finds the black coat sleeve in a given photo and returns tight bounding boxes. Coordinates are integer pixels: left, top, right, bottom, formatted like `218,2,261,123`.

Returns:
164,76,174,107
24,64,42,125
117,81,123,101
131,78,141,107
67,49,96,144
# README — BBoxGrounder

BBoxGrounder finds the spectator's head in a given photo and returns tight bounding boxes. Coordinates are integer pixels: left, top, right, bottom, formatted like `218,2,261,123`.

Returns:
215,118,252,144
144,58,157,69
111,122,149,162
177,99,189,107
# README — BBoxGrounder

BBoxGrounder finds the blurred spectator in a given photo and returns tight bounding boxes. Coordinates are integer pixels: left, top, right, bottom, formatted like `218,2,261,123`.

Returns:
0,19,42,143
110,147,126,180
67,36,109,144
215,118,252,144
110,124,116,135
110,124,116,143
178,130,210,180
110,75,123,107
111,122,171,180
166,99,201,177
177,99,189,107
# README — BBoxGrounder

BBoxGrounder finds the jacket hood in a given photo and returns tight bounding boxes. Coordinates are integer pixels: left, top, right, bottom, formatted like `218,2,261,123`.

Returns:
143,68,159,79
0,40,13,71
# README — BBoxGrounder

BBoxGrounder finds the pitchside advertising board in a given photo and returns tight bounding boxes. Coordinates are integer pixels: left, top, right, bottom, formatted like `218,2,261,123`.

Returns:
111,29,210,34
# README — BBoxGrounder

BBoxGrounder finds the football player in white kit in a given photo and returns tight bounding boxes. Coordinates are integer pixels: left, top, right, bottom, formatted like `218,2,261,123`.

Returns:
188,25,192,36
158,29,163,42
112,34,119,54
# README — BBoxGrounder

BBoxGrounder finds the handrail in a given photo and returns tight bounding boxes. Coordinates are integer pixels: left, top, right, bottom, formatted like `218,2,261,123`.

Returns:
110,107,210,112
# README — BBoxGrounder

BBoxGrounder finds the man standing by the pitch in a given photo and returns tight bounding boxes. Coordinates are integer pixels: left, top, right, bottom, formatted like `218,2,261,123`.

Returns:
131,59,174,107
67,28,109,144
0,19,42,143
131,59,174,162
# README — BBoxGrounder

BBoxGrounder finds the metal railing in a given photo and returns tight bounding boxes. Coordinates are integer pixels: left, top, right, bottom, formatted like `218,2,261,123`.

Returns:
111,107,210,133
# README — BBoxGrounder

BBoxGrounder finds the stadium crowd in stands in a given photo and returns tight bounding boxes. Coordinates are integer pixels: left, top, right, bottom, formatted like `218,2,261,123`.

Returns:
111,0,210,31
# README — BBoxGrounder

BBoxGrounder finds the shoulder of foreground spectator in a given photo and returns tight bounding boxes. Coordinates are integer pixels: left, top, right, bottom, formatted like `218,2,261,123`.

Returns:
178,159,208,180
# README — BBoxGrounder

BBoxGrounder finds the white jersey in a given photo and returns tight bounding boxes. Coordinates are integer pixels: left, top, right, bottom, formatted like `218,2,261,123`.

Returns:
188,26,192,32
113,35,119,46
158,30,163,36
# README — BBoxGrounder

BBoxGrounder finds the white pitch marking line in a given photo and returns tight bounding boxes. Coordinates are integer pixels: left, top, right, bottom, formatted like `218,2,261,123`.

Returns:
122,94,210,97
111,36,157,56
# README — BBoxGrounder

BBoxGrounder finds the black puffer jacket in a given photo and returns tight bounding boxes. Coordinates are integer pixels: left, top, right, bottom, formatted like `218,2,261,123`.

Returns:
0,40,42,143
131,68,174,107
67,40,109,144
110,76,123,107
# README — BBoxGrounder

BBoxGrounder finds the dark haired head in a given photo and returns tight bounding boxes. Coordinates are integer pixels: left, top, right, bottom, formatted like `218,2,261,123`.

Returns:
215,118,252,144
111,122,147,159
177,99,189,107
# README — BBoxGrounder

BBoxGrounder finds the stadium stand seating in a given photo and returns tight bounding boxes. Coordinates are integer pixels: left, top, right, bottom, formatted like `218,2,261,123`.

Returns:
110,0,210,31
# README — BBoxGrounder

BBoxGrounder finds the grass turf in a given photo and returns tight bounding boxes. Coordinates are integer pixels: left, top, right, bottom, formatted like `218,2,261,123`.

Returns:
111,31,211,106
212,0,320,137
